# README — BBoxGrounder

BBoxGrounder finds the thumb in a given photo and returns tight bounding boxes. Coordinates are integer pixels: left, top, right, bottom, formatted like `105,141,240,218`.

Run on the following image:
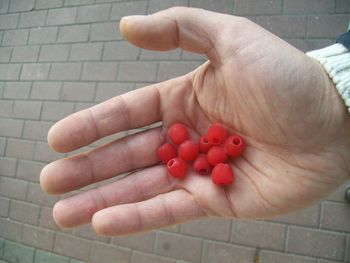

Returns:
119,7,232,66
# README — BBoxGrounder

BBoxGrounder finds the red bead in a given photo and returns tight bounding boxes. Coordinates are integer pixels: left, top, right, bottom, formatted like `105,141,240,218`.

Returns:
193,154,212,175
211,163,234,186
198,135,217,153
207,123,228,144
207,146,228,166
167,158,187,179
157,142,177,164
224,135,245,157
168,123,189,145
178,140,199,161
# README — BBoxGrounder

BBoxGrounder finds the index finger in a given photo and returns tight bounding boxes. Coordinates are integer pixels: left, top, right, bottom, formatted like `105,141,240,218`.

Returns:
48,83,161,153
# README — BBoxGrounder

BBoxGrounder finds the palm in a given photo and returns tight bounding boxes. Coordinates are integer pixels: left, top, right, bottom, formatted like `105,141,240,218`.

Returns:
41,8,350,235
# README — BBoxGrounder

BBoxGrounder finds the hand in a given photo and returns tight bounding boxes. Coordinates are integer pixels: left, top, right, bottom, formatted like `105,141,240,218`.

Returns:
40,7,350,236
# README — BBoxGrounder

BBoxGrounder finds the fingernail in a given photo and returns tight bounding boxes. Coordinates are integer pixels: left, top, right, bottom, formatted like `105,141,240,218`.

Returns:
121,15,146,21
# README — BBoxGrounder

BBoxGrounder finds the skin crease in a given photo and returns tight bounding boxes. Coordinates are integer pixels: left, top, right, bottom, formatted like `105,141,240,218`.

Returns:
40,7,350,236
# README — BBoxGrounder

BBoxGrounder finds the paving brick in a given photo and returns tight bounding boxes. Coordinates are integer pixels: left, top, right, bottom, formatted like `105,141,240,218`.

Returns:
284,0,335,14
70,42,103,61
0,218,22,242
190,0,234,14
6,138,35,159
75,102,95,111
31,81,62,100
73,224,109,243
41,101,75,121
9,200,40,225
47,7,77,26
0,14,18,30
27,182,59,206
287,226,345,260
259,250,316,263
257,15,306,38
82,62,118,81
3,240,35,263
0,157,16,177
0,197,10,217
110,1,148,20
346,235,350,262
2,29,28,46
65,0,95,6
19,10,47,28
234,0,281,15
95,82,133,102
0,137,6,155
34,249,70,263
77,4,110,23
0,0,9,14
326,182,350,203
39,44,70,62
0,47,11,62
90,21,121,41
320,201,350,232
336,0,350,12
0,64,21,80
181,218,231,241
12,100,42,119
61,82,95,101
118,62,157,82
49,63,82,80
38,206,58,230
202,240,256,263
231,220,285,251
54,233,92,261
318,260,346,263
0,177,27,200
29,27,58,44
17,159,44,182
0,118,23,138
3,81,31,99
103,41,139,60
9,0,35,12
22,224,55,251
307,14,349,38
270,203,320,227
140,49,181,60
148,0,188,14
0,100,13,117
132,251,175,263
11,45,40,62
23,120,52,141
157,61,201,82
36,0,64,9
34,141,66,162
155,232,202,263
112,231,156,253
21,63,50,81
90,242,131,263
57,24,89,43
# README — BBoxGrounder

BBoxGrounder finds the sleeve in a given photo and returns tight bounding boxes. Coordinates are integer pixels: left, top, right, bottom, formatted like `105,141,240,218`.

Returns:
306,25,350,113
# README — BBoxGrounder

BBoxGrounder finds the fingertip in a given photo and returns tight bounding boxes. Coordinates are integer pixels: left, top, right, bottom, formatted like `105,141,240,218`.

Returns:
40,163,56,195
47,122,68,153
91,210,110,236
53,200,71,228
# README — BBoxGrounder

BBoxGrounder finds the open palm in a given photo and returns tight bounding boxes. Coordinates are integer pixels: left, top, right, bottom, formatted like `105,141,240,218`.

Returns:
40,7,350,236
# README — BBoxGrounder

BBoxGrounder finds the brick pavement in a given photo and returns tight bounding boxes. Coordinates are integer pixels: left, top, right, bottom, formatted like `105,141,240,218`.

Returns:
0,0,349,262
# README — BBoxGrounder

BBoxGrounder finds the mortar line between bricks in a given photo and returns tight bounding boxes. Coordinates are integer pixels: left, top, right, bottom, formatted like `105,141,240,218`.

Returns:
284,224,289,252
318,202,323,229
153,231,158,253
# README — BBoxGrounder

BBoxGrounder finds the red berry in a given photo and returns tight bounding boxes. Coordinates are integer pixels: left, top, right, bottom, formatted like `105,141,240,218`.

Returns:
207,123,228,144
211,163,234,186
207,146,228,166
157,142,177,163
168,123,189,145
167,158,187,179
224,135,245,157
178,140,199,161
198,135,217,153
193,154,212,175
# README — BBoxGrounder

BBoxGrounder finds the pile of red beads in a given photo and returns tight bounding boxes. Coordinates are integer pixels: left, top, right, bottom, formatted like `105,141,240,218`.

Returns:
157,123,245,186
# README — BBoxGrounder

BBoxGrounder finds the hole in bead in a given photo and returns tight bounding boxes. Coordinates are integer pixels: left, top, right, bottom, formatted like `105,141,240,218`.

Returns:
232,137,241,145
168,159,175,167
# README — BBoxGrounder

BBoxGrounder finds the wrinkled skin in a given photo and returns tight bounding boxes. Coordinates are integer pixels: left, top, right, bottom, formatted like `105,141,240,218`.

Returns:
40,7,350,236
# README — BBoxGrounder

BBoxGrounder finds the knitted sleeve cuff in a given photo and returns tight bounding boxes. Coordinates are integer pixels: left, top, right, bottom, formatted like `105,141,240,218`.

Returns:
306,43,350,113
